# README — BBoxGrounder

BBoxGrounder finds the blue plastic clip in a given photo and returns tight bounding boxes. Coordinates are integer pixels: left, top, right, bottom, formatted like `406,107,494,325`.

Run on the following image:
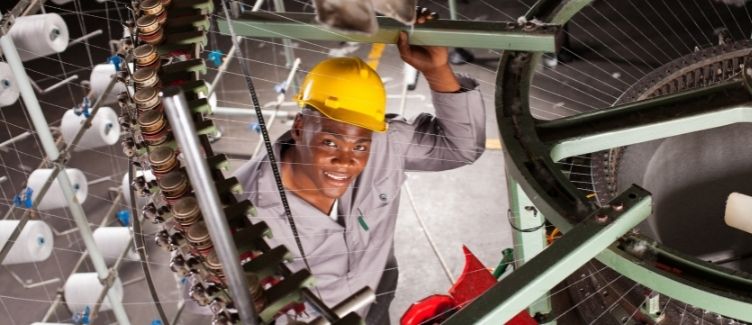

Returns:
73,306,91,324
108,55,123,72
116,209,131,226
151,320,164,325
23,187,32,208
81,97,91,118
207,50,223,67
13,187,33,208
274,81,288,94
249,122,261,134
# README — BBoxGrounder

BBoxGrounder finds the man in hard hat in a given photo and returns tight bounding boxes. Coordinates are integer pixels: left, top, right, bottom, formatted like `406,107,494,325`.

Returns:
235,12,485,324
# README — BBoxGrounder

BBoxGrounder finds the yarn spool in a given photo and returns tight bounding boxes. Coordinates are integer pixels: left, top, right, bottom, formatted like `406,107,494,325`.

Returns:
0,62,20,107
92,227,139,265
89,64,130,104
64,272,124,313
9,14,69,61
27,168,88,210
0,220,53,265
60,106,120,151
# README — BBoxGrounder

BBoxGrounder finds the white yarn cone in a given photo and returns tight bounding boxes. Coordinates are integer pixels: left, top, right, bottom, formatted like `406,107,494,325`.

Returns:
0,220,53,265
64,272,123,313
9,14,69,61
0,62,20,107
60,106,120,151
725,192,752,234
27,168,88,210
93,227,139,265
89,64,130,104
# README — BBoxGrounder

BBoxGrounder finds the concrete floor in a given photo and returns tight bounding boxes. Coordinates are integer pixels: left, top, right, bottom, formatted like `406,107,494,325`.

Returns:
1,0,752,324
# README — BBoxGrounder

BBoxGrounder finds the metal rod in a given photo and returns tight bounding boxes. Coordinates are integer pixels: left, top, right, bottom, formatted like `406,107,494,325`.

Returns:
208,36,240,97
251,0,265,11
271,0,296,69
68,29,103,46
309,288,375,325
40,75,79,94
41,292,63,322
447,0,458,20
162,87,259,325
4,266,60,288
0,32,131,325
88,176,113,186
217,12,559,52
0,131,31,150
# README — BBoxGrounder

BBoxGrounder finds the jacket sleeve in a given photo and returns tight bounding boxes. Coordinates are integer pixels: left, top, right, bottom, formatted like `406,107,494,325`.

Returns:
388,75,486,171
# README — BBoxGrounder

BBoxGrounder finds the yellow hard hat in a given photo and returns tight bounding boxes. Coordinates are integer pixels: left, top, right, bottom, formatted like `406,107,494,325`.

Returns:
295,57,387,132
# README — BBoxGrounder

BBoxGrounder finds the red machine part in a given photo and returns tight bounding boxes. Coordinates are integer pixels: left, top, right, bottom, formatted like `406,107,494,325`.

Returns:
401,246,537,325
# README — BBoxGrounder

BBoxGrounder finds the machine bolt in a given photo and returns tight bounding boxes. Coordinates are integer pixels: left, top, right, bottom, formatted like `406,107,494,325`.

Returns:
595,214,609,224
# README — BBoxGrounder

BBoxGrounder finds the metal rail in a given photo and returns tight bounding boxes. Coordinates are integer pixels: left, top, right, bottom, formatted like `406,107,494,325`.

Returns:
162,88,259,325
217,12,559,52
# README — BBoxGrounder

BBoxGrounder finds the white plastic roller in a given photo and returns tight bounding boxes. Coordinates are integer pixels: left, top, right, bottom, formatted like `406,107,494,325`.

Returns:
725,192,752,234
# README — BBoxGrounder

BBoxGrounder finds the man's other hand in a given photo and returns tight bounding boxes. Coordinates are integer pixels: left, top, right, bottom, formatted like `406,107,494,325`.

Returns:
397,7,461,93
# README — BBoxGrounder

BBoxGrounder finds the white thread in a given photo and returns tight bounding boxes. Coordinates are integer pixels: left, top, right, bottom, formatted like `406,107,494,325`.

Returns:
9,14,69,61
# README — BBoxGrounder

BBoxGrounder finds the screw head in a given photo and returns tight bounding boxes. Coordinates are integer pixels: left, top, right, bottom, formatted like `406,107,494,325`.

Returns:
595,214,609,224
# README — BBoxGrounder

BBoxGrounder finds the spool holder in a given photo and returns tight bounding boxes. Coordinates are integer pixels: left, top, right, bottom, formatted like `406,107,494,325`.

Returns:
120,0,376,322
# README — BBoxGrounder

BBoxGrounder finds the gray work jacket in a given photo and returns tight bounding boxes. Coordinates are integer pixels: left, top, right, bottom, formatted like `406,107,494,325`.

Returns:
233,76,485,318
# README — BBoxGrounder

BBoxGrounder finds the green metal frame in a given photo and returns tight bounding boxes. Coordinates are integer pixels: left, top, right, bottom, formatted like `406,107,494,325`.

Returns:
446,185,652,324
217,12,560,52
506,178,552,318
489,0,752,323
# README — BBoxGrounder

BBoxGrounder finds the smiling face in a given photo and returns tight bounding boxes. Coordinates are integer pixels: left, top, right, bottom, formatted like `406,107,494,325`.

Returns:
288,108,373,201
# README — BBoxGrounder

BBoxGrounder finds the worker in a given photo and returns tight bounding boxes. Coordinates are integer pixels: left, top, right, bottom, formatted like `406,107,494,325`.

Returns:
234,8,486,324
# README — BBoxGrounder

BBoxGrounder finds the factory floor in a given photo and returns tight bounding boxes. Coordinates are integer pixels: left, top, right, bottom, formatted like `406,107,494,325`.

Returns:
1,0,751,324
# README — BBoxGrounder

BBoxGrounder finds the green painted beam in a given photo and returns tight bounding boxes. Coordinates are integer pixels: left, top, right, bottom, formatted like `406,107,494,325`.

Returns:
596,247,752,322
550,105,752,161
444,186,652,325
506,177,552,319
217,12,559,52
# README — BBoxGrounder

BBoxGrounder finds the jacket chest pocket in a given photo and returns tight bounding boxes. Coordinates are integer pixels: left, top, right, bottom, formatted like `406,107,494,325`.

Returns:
350,174,403,247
